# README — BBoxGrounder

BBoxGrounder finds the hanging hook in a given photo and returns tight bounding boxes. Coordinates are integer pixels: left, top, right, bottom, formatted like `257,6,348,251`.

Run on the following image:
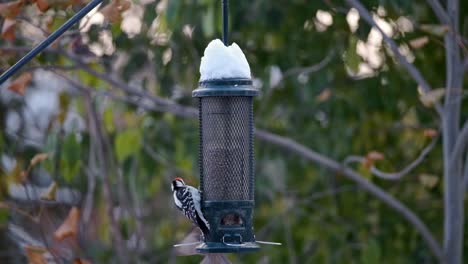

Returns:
222,0,229,46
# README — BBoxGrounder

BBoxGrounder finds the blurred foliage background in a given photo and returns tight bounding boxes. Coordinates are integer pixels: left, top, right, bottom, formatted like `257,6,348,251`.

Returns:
0,0,467,263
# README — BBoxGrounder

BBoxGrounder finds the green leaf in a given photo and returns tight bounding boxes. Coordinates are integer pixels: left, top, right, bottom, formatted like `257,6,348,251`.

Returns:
361,240,381,264
104,107,115,133
115,129,142,162
344,35,360,73
166,0,181,27
63,134,81,163
62,159,81,182
0,206,8,224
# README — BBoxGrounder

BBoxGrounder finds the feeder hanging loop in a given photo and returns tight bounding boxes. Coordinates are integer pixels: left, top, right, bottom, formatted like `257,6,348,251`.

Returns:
222,0,229,45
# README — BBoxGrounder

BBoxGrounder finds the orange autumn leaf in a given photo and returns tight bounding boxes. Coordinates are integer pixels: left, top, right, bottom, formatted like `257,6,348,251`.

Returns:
74,258,92,264
35,0,49,12
1,18,16,41
100,0,131,23
409,36,429,49
24,245,47,264
34,0,80,12
54,207,80,241
0,0,24,18
8,72,32,95
362,158,373,169
316,88,332,102
30,153,48,167
423,128,438,138
362,151,385,169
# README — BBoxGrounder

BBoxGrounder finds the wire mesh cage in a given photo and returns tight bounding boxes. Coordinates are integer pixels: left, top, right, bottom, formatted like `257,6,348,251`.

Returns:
193,78,259,253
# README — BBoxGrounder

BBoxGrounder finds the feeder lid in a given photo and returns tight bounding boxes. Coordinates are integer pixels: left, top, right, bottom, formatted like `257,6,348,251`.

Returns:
193,78,259,97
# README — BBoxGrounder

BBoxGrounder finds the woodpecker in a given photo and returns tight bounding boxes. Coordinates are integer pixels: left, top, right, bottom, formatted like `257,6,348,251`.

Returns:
171,177,210,236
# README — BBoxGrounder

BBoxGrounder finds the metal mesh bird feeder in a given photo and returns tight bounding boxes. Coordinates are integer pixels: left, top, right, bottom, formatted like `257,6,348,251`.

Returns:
193,78,259,253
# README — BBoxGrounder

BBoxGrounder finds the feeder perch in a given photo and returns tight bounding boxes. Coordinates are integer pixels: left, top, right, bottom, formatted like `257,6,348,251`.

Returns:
193,78,259,253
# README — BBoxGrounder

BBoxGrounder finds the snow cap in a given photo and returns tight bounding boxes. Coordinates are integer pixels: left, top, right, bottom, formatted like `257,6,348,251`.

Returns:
199,39,251,81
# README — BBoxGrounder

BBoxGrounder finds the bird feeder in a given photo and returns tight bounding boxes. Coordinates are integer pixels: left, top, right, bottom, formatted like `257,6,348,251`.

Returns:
193,78,260,253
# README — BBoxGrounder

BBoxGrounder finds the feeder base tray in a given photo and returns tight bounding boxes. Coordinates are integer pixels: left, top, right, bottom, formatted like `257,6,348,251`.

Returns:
196,242,260,253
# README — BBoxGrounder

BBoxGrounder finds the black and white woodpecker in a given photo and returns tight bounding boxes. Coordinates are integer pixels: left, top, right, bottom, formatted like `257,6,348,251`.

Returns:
171,177,210,236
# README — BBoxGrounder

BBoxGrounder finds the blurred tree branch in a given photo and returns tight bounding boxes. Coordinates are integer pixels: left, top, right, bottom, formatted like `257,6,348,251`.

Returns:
45,66,444,260
464,154,468,191
452,121,468,191
426,0,450,25
343,135,439,180
84,91,129,263
255,130,443,260
280,51,335,82
442,0,464,262
344,0,443,116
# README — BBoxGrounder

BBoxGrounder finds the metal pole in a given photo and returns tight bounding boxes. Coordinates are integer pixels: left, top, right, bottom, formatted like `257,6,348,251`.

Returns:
0,0,104,85
222,0,228,46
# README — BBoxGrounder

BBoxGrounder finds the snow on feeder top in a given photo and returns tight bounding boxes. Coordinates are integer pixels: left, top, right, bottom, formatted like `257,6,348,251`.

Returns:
193,39,259,253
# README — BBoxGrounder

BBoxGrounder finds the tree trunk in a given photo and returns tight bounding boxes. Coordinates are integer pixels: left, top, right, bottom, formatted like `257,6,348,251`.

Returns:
443,0,464,263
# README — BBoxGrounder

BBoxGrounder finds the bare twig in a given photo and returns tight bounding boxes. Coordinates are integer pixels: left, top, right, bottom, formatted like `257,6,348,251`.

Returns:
85,91,129,263
464,153,468,191
451,121,468,193
45,64,443,260
60,51,198,118
24,65,77,72
426,0,450,25
297,185,357,204
254,130,443,260
57,70,443,259
282,51,335,79
284,215,297,264
82,167,96,227
464,57,468,72
344,0,443,116
450,121,468,169
343,135,439,180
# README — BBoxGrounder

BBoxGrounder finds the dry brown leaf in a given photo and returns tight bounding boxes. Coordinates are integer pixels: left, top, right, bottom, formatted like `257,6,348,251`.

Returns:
54,207,80,241
366,151,385,161
35,0,49,12
419,174,439,189
409,36,429,49
420,24,449,37
24,245,47,264
100,0,131,23
36,0,79,11
8,72,32,95
30,153,48,167
40,181,58,201
1,18,17,41
362,158,373,169
423,128,438,138
316,88,332,102
18,170,28,183
362,151,385,169
0,0,24,18
74,258,92,264
419,88,445,107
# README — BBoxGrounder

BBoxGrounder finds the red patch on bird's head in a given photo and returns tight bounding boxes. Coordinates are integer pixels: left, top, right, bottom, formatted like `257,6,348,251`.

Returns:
174,177,184,182
172,177,186,191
